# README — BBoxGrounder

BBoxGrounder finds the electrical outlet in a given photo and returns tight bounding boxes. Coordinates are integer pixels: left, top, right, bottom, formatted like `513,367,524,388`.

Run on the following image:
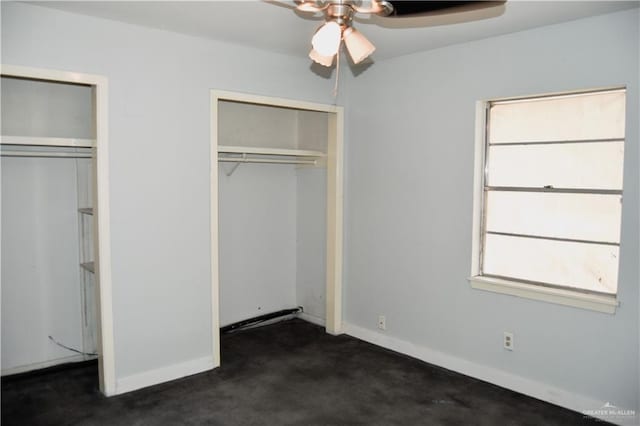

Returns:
378,315,386,330
503,332,514,351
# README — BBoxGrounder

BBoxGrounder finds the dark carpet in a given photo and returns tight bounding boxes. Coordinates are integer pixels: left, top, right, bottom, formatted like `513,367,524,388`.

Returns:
2,319,604,425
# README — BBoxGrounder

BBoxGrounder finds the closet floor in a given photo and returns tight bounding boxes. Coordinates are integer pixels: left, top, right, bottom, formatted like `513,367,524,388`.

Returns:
1,319,606,425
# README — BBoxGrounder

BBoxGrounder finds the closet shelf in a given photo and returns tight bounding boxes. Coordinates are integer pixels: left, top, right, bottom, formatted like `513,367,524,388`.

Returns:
78,208,94,215
1,135,95,148
218,145,325,158
80,262,95,273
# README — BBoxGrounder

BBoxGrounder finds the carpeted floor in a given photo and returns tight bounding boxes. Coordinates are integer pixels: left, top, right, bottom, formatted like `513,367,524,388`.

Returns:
2,319,605,425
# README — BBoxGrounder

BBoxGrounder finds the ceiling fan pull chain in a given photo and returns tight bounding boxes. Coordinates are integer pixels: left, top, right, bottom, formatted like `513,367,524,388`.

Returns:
333,47,340,98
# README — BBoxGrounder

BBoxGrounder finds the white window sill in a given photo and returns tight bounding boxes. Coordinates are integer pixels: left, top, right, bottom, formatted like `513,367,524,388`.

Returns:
468,276,618,314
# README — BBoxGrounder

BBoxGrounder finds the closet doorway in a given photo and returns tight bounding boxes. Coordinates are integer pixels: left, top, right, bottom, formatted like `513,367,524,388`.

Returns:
0,65,115,395
210,90,344,366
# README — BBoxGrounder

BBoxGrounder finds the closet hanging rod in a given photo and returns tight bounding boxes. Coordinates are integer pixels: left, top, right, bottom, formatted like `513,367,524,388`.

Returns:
218,145,325,158
1,135,95,148
219,157,317,165
1,151,92,159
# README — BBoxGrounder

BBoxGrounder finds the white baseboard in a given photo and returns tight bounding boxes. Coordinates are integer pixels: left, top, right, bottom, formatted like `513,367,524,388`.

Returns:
297,312,326,327
2,354,89,376
343,322,634,426
115,356,214,395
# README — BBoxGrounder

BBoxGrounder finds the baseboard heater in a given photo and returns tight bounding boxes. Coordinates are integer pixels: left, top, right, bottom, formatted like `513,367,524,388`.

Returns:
221,307,303,334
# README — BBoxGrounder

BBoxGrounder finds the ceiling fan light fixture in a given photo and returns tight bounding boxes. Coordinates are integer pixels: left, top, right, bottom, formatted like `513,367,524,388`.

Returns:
309,48,335,67
343,27,376,64
296,0,325,13
311,21,342,56
351,0,393,15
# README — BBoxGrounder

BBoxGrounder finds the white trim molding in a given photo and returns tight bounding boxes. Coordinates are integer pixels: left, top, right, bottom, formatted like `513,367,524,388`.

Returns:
469,276,618,314
115,357,214,395
1,64,116,396
325,109,344,335
210,89,345,368
209,91,221,369
211,90,342,114
343,322,632,425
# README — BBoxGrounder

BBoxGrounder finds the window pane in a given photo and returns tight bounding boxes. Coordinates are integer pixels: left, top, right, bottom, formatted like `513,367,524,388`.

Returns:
485,191,622,243
482,234,618,294
489,90,625,143
487,142,624,190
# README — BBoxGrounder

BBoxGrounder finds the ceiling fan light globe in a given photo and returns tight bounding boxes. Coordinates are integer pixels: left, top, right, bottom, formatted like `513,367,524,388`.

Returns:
309,48,334,67
343,27,376,64
311,21,342,56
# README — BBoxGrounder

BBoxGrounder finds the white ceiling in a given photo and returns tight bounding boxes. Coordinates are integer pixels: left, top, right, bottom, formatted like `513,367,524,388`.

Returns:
30,1,639,61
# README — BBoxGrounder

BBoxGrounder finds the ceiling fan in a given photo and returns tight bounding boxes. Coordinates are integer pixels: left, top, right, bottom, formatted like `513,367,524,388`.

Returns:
285,0,505,67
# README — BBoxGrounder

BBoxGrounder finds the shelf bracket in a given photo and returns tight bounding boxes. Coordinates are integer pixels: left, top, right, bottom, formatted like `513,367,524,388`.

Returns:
222,153,246,176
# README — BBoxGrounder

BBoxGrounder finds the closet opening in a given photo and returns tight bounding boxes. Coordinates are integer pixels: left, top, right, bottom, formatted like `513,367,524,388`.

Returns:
210,90,344,366
1,65,115,395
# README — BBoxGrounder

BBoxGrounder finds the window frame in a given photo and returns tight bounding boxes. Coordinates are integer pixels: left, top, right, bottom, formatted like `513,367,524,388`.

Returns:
469,88,625,314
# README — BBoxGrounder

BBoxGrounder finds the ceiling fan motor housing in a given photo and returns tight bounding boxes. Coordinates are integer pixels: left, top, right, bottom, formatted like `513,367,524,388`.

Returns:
296,0,395,25
327,3,355,27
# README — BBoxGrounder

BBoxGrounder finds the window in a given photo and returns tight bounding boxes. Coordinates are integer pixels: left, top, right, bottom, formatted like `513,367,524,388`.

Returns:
470,88,625,313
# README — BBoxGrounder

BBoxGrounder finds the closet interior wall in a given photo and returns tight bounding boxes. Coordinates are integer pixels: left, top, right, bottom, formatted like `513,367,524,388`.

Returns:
295,110,328,322
1,76,97,374
217,100,328,326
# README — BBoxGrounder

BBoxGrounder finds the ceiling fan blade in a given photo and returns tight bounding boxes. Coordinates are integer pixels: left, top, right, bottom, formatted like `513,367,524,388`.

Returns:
385,1,502,17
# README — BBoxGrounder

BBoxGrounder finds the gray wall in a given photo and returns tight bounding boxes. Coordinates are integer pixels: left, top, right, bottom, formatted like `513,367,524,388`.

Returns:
296,167,327,321
1,2,336,381
1,76,94,139
344,9,639,413
1,157,87,371
218,164,297,326
217,102,297,326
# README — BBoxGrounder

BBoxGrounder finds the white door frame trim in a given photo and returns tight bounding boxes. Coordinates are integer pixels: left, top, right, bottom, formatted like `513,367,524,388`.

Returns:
1,64,116,396
209,90,344,366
